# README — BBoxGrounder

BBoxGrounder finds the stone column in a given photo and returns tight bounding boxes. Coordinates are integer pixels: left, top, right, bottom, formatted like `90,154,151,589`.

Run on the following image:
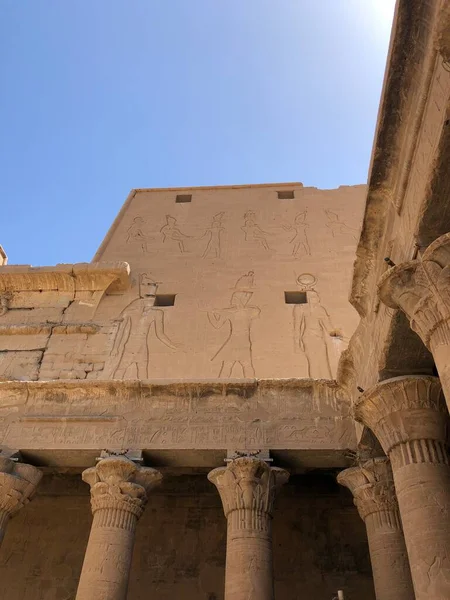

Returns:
0,456,42,546
337,457,414,600
76,456,162,600
208,457,289,600
355,376,450,600
378,232,450,412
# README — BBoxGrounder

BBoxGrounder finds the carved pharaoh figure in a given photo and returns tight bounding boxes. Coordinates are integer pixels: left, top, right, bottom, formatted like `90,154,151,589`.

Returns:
208,284,260,378
202,212,225,258
160,215,191,253
126,216,149,253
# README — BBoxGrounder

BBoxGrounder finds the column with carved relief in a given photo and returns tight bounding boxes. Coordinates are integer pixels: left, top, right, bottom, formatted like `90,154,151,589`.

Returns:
208,457,289,600
338,458,414,600
355,376,450,600
0,456,42,546
378,233,450,412
75,456,162,600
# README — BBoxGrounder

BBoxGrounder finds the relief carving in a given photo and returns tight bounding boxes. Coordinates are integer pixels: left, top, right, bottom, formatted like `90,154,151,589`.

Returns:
126,216,149,253
241,210,271,251
282,211,311,257
293,274,339,379
160,215,192,253
324,209,358,241
110,273,178,379
202,212,225,259
208,273,260,377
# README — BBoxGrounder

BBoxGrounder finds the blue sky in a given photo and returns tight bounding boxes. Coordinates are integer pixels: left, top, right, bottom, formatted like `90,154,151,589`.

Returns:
0,1,395,266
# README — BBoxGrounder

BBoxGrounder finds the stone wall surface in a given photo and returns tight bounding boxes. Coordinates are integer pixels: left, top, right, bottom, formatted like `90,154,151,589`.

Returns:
0,184,365,383
0,473,375,600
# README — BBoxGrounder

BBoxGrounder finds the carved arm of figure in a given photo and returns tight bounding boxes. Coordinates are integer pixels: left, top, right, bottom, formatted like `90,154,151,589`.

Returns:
152,309,179,349
207,309,228,329
293,306,305,352
111,315,129,357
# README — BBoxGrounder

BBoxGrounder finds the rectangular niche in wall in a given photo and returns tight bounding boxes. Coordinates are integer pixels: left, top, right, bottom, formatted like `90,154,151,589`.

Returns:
284,291,307,304
154,294,177,306
277,190,295,199
175,194,192,203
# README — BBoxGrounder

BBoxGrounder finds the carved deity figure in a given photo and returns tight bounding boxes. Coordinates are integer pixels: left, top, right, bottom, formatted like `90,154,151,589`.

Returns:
160,215,191,253
126,217,149,253
111,274,177,379
208,290,260,378
202,212,225,258
324,209,358,241
241,211,271,251
283,211,311,256
294,286,335,379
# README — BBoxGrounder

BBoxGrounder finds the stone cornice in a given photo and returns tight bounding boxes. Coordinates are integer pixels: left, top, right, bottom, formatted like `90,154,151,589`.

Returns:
354,376,447,453
0,261,130,294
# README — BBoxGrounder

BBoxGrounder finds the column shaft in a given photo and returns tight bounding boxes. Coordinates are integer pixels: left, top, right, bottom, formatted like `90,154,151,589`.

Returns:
208,457,289,600
75,457,162,600
337,458,414,600
364,510,413,600
75,505,138,600
355,376,450,600
225,510,274,600
389,441,450,599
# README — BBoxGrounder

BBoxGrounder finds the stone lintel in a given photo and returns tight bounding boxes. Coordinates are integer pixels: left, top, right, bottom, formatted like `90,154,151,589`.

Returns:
0,379,357,467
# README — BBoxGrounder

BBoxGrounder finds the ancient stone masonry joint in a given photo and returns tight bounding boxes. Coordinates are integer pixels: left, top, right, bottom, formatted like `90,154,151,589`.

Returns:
338,458,414,600
0,456,42,546
209,457,288,600
75,456,162,600
354,376,450,600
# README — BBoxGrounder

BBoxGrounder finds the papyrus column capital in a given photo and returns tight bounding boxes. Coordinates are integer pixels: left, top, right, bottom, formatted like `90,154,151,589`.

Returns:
354,376,447,458
82,456,162,520
76,457,162,600
208,457,289,600
208,457,289,522
378,259,450,347
0,456,42,518
337,458,399,523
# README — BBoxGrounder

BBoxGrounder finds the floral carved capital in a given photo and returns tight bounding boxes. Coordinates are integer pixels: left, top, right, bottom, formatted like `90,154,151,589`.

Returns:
378,234,450,347
354,376,447,453
208,457,289,520
0,457,42,517
337,458,398,521
82,457,162,518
